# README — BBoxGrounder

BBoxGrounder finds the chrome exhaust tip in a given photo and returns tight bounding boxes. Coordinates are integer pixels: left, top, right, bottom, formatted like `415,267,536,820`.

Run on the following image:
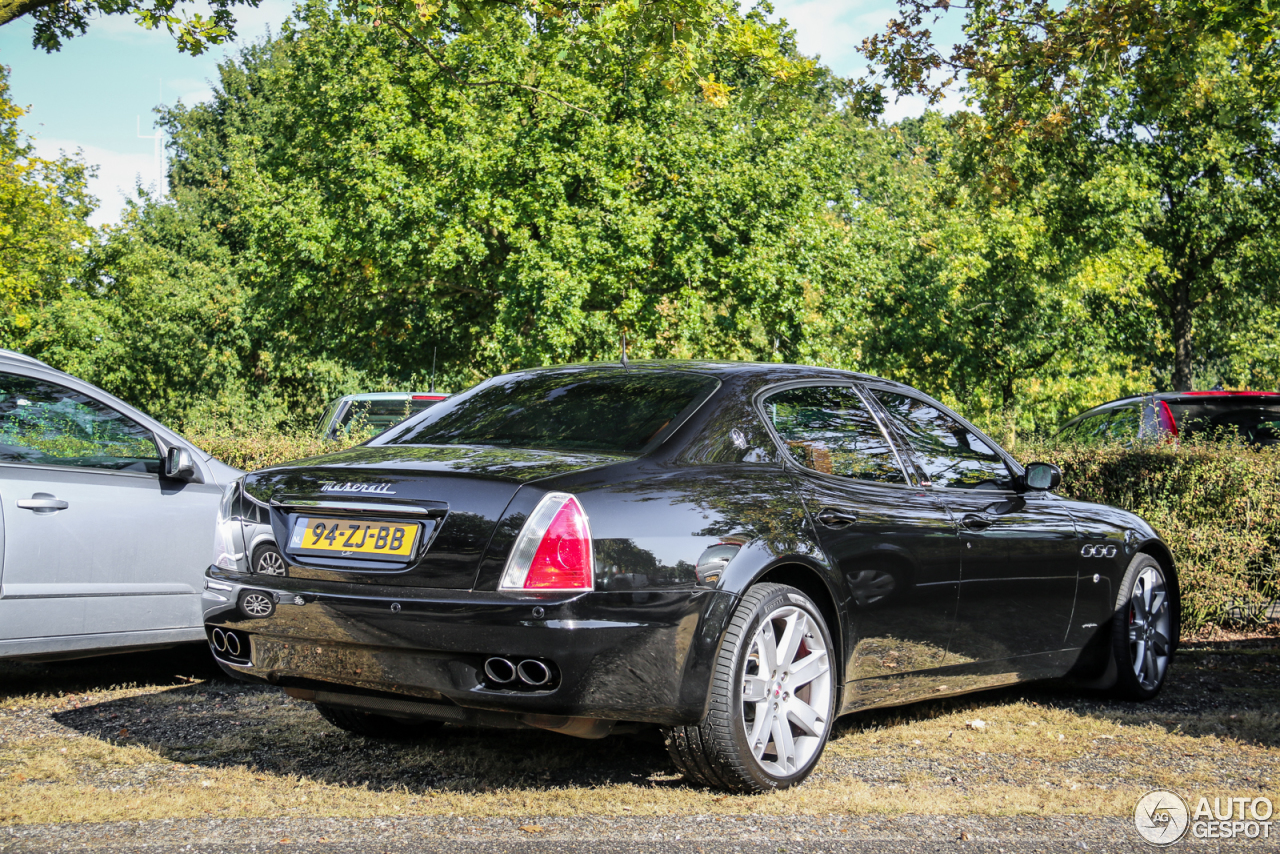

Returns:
517,659,552,687
225,631,242,657
483,657,516,684
211,628,227,652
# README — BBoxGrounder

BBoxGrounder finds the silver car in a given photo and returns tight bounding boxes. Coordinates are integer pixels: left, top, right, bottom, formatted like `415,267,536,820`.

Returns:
0,349,241,659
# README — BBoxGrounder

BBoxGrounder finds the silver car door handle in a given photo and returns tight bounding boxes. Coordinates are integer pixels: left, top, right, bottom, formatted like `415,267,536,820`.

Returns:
17,497,69,511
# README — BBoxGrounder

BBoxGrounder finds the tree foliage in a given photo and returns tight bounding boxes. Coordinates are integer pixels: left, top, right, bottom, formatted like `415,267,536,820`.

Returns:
862,0,1280,391
0,65,95,348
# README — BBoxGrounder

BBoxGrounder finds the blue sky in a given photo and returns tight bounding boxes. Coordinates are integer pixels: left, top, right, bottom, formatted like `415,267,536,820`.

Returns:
0,0,946,226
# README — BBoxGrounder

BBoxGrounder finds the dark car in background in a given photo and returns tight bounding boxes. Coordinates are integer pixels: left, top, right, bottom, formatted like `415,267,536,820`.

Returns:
205,361,1178,792
318,392,450,441
1059,391,1280,446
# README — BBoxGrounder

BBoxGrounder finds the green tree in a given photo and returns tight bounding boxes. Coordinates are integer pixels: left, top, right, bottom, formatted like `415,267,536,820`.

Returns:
0,64,95,349
157,3,885,397
863,0,1280,392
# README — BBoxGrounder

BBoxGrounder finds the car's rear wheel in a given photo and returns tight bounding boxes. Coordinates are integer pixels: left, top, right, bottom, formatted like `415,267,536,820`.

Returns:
1110,554,1178,700
664,582,836,792
314,703,444,740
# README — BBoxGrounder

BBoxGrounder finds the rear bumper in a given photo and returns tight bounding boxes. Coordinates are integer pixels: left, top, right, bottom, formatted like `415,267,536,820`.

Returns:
202,569,736,726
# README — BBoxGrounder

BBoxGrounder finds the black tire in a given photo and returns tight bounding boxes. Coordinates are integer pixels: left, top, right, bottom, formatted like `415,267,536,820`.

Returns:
664,583,837,792
314,703,445,740
1110,554,1178,700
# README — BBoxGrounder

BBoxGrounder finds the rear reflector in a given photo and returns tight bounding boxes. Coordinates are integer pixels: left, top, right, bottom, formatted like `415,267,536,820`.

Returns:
500,493,594,591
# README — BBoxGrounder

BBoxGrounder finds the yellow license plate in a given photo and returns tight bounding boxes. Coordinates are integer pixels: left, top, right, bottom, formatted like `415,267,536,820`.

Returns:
288,517,420,558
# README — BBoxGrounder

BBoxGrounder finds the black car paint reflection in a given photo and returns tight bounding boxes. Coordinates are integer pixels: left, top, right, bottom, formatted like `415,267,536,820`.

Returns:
205,361,1174,739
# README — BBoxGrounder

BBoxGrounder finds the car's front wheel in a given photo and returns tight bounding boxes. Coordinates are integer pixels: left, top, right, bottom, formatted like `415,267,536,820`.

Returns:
665,582,836,792
1110,554,1178,700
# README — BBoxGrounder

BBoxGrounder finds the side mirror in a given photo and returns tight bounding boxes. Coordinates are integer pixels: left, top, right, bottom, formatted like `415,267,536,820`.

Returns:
163,446,201,483
1021,461,1061,492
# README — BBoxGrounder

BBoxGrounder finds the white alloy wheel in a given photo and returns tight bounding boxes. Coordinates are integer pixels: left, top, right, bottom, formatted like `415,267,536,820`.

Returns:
739,603,833,776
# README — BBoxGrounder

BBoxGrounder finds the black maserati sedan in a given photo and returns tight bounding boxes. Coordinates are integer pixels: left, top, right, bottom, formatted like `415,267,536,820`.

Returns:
203,361,1178,792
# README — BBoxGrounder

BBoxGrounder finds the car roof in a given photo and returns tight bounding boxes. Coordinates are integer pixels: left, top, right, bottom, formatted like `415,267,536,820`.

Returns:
1063,390,1280,425
0,349,54,369
336,392,449,402
519,359,903,385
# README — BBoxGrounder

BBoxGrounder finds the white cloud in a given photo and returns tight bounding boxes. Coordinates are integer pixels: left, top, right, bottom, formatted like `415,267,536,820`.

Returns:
769,0,881,77
31,137,164,228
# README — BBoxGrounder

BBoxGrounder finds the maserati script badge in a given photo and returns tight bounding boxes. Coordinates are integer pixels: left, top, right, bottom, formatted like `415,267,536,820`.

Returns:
320,482,397,495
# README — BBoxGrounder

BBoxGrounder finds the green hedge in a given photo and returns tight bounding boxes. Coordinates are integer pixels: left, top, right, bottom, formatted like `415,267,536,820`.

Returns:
1023,439,1280,634
191,429,1279,634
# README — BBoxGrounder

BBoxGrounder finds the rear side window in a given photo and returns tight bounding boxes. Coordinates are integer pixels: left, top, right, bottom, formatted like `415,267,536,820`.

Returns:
0,373,160,473
381,371,719,455
763,385,907,484
873,390,1012,490
337,397,443,437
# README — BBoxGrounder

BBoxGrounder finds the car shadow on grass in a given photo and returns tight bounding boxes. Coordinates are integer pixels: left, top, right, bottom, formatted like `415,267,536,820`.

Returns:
831,638,1280,748
38,639,1280,796
47,665,678,793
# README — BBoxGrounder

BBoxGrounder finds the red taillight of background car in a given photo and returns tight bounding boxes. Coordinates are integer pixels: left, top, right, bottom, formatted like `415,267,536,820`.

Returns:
1157,400,1179,439
500,493,594,591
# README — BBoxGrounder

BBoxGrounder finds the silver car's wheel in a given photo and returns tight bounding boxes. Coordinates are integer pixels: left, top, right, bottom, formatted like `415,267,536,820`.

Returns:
739,603,834,777
664,583,836,792
254,546,286,576
1111,554,1178,700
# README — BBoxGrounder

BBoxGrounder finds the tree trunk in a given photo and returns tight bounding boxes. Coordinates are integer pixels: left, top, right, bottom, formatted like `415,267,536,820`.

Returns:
0,0,51,28
1172,276,1194,391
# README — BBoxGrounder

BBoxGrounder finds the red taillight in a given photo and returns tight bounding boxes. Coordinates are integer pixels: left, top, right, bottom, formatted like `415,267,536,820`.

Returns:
500,493,594,591
412,394,447,400
1157,400,1179,439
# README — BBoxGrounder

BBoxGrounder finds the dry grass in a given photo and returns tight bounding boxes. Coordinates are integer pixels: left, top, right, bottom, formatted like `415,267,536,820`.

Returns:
0,642,1276,826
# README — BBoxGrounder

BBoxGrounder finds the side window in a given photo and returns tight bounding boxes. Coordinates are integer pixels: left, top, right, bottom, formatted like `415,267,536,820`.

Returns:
0,373,161,474
763,386,907,484
872,390,1012,490
1107,405,1141,438
1064,412,1110,443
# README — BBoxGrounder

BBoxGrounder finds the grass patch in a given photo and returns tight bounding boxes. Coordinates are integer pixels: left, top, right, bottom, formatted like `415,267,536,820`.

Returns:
0,642,1276,826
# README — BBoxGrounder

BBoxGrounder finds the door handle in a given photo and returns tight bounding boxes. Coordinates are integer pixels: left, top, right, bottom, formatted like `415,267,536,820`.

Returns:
817,508,859,528
961,513,991,531
17,494,69,513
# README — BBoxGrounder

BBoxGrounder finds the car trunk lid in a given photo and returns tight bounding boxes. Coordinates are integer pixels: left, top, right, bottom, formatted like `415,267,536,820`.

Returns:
243,445,626,589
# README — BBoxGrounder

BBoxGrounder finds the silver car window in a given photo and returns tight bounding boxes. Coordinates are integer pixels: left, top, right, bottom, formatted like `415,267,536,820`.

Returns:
0,372,161,474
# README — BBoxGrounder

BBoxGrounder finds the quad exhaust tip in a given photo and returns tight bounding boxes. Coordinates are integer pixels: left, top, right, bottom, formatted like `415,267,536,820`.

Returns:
484,656,555,688
517,659,552,687
210,627,243,658
483,657,517,684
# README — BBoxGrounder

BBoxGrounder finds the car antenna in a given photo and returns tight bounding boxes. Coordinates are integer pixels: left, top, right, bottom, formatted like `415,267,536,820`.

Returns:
429,347,437,393
620,331,629,371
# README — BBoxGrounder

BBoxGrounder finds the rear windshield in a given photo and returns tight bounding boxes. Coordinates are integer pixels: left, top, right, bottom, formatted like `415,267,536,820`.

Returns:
378,371,719,455
337,397,442,436
1170,401,1280,446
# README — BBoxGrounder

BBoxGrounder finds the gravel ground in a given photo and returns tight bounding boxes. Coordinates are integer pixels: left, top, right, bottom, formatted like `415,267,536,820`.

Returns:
0,639,1276,851
1,814,1276,853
